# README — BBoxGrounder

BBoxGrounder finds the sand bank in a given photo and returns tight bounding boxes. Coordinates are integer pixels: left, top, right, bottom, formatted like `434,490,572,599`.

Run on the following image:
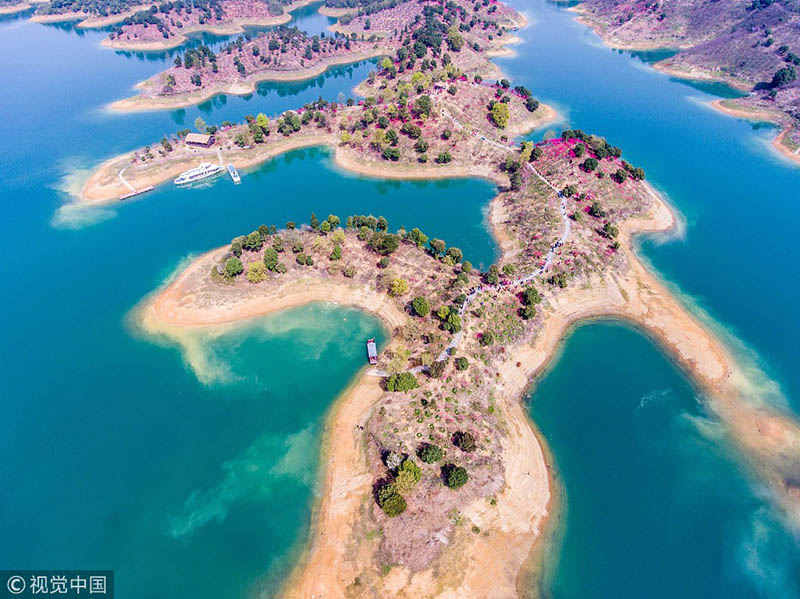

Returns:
80,135,332,204
0,3,31,15
109,48,387,112
710,100,800,166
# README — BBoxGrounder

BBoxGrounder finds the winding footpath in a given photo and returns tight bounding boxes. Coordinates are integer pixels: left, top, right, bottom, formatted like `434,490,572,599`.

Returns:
369,114,572,374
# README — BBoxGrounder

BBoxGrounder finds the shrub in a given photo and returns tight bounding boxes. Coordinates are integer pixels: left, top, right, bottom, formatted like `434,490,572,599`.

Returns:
330,245,342,261
296,253,307,265
385,372,419,392
435,151,452,164
453,431,477,452
521,305,536,320
428,359,447,378
588,201,606,217
275,263,287,274
455,357,469,371
224,257,243,278
385,451,404,470
602,222,619,239
412,296,431,317
389,278,409,296
343,266,356,277
443,464,468,489
418,443,444,463
246,261,268,283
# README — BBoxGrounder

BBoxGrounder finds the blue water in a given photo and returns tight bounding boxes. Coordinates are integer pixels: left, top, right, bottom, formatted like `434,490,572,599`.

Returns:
1,0,799,596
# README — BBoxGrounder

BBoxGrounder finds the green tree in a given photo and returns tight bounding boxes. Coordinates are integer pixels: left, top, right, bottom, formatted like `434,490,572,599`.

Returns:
602,222,619,239
444,464,468,489
429,238,446,256
490,102,510,128
771,66,797,88
414,94,433,117
330,245,342,261
582,157,599,172
263,247,279,270
194,116,207,132
394,459,422,493
224,257,243,278
385,372,419,392
412,296,431,317
418,443,444,463
446,247,463,263
377,482,406,517
243,231,263,251
407,228,429,248
390,278,409,296
436,151,452,164
485,264,500,285
522,285,541,305
479,331,495,346
455,356,469,370
310,212,320,230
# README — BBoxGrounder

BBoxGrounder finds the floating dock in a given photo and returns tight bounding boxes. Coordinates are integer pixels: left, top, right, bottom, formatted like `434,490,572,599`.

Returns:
227,164,241,184
366,338,378,364
119,185,154,201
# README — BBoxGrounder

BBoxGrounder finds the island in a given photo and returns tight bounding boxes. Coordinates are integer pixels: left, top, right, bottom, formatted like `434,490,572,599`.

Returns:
77,0,800,595
570,0,800,164
108,0,523,110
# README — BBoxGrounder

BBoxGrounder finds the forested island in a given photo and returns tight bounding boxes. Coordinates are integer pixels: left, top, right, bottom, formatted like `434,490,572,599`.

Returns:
571,0,800,163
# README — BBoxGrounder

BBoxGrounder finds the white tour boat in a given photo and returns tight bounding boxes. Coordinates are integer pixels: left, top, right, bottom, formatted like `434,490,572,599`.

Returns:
173,162,225,185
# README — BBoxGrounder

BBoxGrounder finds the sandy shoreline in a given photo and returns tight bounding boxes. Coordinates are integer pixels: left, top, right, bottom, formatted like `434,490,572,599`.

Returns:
710,100,800,166
81,97,556,204
0,3,31,15
109,48,387,112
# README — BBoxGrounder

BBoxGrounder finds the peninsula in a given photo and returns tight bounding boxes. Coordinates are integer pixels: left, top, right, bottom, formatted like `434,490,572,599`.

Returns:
108,0,522,110
76,0,800,595
571,0,800,164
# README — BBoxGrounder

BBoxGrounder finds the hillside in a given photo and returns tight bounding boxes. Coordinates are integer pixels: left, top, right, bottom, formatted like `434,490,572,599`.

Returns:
574,0,800,159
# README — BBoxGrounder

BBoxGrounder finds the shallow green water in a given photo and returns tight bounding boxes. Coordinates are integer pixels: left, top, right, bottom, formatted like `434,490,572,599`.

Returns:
1,0,799,597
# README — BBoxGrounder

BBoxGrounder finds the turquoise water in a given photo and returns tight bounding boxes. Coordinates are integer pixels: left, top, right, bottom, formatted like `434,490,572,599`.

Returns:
1,0,800,597
531,323,800,598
